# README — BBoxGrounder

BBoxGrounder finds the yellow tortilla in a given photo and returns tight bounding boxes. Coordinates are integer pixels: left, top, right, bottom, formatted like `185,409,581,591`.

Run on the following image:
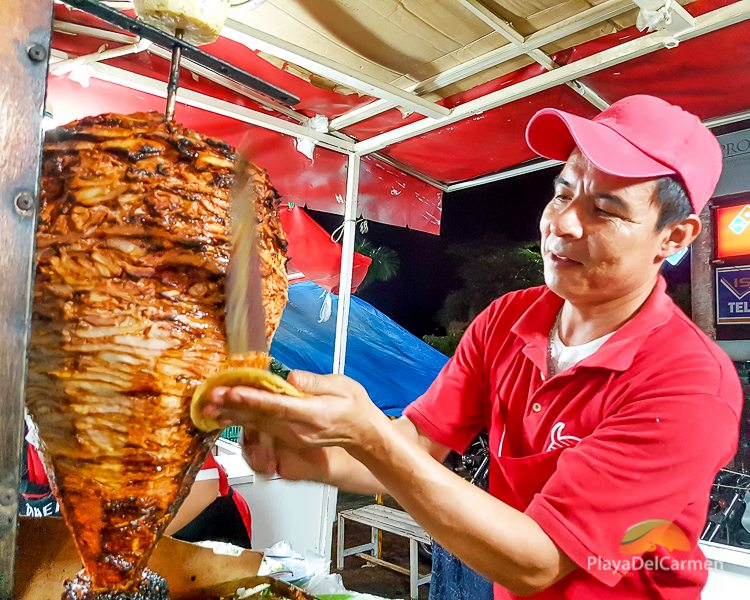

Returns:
191,367,305,432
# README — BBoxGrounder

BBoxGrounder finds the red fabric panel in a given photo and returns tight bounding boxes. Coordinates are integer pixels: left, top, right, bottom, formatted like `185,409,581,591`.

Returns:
343,60,551,141
216,121,350,213
52,31,129,57
48,72,207,123
280,206,372,294
47,75,442,233
196,116,444,235
53,5,377,120
375,86,598,182
358,156,443,233
343,54,598,182
576,0,750,121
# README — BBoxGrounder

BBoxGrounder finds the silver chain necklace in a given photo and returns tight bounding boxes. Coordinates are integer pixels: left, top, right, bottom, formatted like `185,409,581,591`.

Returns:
547,310,561,378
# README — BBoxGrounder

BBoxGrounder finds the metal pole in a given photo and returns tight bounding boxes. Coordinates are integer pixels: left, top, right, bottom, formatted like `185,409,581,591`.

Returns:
0,1,53,596
165,29,184,122
691,203,715,338
332,153,361,375
323,153,361,566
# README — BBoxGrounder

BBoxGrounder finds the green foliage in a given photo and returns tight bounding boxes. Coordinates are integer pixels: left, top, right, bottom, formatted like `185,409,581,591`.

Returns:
354,238,401,292
436,236,544,329
423,329,466,357
425,237,543,355
667,282,692,319
269,357,291,379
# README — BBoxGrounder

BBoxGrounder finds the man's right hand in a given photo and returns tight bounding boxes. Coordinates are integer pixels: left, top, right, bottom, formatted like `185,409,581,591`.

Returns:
231,369,450,494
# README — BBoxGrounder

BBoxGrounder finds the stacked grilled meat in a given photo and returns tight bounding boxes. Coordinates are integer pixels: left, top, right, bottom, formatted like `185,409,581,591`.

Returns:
26,112,288,598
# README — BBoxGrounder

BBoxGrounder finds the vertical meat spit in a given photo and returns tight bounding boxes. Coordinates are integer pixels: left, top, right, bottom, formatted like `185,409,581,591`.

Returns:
165,28,184,121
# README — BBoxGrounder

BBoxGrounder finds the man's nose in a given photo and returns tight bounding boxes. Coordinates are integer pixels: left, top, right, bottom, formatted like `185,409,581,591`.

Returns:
549,201,584,239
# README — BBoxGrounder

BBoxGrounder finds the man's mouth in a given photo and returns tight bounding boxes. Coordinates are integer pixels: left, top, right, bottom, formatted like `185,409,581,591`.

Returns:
548,251,582,266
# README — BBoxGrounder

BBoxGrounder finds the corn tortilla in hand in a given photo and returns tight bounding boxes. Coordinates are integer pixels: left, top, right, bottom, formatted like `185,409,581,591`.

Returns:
191,367,306,432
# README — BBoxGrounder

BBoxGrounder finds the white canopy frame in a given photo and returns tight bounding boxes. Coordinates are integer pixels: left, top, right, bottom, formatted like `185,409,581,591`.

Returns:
353,1,750,156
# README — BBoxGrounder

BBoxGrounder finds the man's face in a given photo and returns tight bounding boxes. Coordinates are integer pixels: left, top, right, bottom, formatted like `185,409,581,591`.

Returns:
540,150,668,304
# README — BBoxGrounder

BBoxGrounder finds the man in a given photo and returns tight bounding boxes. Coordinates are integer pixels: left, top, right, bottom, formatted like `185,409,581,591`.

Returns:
201,95,743,598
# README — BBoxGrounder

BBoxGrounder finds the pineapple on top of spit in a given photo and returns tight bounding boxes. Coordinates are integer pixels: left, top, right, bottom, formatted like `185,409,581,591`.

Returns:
133,0,232,45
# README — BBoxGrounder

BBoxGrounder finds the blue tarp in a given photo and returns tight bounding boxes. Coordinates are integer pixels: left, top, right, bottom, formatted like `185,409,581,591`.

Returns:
270,281,448,417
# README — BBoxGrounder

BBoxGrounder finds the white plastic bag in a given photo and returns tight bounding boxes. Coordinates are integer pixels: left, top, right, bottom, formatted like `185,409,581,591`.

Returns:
303,573,347,594
258,540,329,586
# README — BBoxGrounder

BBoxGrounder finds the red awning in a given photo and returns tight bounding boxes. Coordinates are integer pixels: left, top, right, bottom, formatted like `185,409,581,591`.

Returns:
46,74,443,235
280,206,372,294
49,0,750,233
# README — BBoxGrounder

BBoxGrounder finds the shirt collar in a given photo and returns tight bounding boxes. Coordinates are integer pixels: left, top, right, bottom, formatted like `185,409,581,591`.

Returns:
511,276,675,374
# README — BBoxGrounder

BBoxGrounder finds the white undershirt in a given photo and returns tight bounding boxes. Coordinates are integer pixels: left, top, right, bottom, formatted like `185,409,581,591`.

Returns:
549,325,616,376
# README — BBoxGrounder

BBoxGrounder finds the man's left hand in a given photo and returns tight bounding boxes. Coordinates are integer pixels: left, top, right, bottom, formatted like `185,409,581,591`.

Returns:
203,370,390,453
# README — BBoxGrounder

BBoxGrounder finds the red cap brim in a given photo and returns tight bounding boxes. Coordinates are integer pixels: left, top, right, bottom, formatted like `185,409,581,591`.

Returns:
526,108,677,181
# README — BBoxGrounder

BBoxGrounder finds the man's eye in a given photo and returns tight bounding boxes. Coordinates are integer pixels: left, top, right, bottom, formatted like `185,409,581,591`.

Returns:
595,207,617,218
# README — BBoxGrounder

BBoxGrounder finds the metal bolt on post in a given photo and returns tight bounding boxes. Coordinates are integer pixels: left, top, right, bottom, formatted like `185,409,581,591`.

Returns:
27,44,47,63
14,191,34,214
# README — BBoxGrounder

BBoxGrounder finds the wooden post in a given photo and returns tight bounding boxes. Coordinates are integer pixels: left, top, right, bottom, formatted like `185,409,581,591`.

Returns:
691,203,715,338
0,1,52,596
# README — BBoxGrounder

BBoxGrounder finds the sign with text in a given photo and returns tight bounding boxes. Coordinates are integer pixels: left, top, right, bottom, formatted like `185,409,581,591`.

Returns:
716,266,750,324
716,203,750,259
715,128,750,197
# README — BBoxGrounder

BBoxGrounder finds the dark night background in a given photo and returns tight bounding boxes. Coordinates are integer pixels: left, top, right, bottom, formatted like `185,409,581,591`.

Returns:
307,168,692,338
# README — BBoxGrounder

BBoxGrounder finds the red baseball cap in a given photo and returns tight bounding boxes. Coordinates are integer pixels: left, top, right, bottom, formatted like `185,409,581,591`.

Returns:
525,95,722,214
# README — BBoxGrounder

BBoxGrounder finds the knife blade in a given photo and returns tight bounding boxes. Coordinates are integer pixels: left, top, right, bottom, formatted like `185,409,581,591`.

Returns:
226,152,278,475
226,154,267,357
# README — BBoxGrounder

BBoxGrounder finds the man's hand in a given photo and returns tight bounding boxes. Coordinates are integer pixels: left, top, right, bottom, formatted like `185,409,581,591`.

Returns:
205,370,389,449
203,370,392,482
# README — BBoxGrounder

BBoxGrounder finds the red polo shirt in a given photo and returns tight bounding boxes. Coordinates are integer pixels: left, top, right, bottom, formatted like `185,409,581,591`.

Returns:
404,277,742,599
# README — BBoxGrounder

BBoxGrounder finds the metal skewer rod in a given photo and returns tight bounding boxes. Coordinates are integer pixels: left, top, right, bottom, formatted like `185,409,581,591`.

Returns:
165,28,184,121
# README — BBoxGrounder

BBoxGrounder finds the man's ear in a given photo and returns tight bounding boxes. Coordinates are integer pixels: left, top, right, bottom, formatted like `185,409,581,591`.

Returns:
658,214,702,260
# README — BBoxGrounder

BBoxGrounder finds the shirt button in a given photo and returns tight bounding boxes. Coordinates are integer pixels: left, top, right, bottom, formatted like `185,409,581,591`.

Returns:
532,402,542,413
